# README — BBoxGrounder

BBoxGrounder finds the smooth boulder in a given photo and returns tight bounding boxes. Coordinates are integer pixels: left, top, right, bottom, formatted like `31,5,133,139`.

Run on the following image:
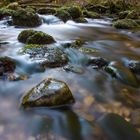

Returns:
21,78,75,108
18,30,55,44
98,113,140,140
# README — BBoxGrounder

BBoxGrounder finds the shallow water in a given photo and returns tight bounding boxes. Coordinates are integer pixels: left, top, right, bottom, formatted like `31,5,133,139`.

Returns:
0,15,140,140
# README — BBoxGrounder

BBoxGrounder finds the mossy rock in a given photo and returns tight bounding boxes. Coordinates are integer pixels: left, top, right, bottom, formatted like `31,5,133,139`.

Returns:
6,2,19,10
55,9,71,22
0,8,14,20
63,39,85,49
37,8,56,15
0,56,16,76
67,6,82,19
12,8,42,27
21,45,68,68
79,47,98,54
25,6,36,13
83,10,101,19
126,10,139,19
18,30,37,44
85,4,108,14
118,11,130,19
113,19,139,29
21,78,75,108
98,113,140,140
18,30,55,44
74,17,87,23
26,32,55,45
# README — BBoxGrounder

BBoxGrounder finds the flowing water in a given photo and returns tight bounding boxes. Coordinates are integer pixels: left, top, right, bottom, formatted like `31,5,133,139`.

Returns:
0,15,140,140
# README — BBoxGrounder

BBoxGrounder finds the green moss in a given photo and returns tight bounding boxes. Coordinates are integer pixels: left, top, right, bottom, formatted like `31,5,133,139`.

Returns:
18,30,37,43
79,47,98,53
83,10,100,19
12,8,42,27
21,44,44,53
55,9,71,22
18,30,55,44
67,6,82,19
0,8,15,19
26,31,55,44
37,8,56,15
113,19,139,29
126,10,139,19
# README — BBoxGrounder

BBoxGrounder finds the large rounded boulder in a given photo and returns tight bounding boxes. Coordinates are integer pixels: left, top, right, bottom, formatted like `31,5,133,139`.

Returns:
12,8,42,27
18,30,55,44
21,78,75,108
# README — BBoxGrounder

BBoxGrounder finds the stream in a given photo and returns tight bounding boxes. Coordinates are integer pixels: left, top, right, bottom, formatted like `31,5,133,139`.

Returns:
0,15,140,140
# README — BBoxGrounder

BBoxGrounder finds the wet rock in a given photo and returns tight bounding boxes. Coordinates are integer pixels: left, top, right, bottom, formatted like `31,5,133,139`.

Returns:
0,8,14,20
18,30,37,44
55,8,71,22
37,8,56,15
88,57,108,69
26,31,55,45
83,10,101,19
18,30,55,44
21,78,75,108
127,60,140,74
105,62,139,87
63,64,84,74
113,19,139,29
63,39,85,49
98,113,140,140
0,56,16,76
12,8,42,27
74,17,87,23
21,44,68,68
67,6,82,19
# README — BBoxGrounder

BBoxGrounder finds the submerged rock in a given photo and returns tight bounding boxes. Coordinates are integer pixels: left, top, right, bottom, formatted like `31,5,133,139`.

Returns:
127,60,140,74
12,8,42,27
98,113,140,140
63,64,84,74
105,62,139,87
63,39,85,49
88,57,108,69
113,19,139,29
21,44,68,68
37,8,56,15
21,78,75,108
0,56,16,76
18,30,55,44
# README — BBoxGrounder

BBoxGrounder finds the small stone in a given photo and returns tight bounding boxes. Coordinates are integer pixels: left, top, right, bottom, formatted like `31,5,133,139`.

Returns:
84,96,95,107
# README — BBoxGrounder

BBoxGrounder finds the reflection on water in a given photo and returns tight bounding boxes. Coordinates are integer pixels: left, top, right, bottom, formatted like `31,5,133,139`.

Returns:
0,15,140,140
